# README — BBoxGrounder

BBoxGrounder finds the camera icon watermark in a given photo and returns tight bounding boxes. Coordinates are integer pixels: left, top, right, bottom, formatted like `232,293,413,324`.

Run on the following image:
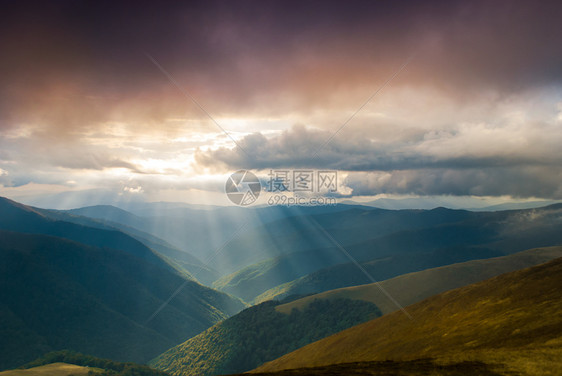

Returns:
225,169,338,206
225,170,262,206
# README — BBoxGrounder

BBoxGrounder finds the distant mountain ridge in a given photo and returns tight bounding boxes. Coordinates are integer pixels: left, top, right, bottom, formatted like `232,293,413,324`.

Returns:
64,204,369,277
0,197,164,266
341,197,560,211
249,204,562,302
47,200,562,308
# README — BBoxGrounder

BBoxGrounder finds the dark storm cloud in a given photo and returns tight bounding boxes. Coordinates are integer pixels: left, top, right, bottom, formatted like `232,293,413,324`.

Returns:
195,124,562,199
344,166,562,199
1,0,562,131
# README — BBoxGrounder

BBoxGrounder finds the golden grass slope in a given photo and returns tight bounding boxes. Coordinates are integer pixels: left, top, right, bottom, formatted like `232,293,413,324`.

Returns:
0,363,101,376
276,246,562,316
254,256,562,376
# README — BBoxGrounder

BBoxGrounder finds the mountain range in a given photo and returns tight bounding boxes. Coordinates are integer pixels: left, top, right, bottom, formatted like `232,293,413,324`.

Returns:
52,201,562,308
220,204,562,303
0,197,244,370
3,195,562,375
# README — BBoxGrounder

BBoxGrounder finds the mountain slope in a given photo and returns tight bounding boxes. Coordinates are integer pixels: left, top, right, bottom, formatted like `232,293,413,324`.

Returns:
65,204,354,270
223,205,562,302
149,299,380,376
240,359,502,375
4,350,171,376
0,197,166,267
0,363,99,376
276,246,562,315
212,248,349,302
67,202,562,296
255,246,502,303
1,196,223,285
0,197,245,370
253,257,562,375
67,205,148,229
46,206,219,284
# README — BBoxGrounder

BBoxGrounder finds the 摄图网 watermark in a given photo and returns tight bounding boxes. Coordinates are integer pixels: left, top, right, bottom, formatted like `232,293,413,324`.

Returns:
225,169,338,206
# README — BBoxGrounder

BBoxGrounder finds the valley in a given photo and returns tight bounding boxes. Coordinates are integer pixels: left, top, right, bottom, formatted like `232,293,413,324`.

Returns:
1,197,561,375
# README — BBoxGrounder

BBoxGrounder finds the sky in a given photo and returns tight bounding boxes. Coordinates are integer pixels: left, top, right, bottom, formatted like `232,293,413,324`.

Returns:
1,0,562,208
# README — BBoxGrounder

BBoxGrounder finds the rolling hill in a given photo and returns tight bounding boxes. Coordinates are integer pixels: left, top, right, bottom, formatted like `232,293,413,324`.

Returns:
5,350,170,376
212,248,349,302
241,245,503,304
253,257,562,375
0,363,100,376
0,230,244,370
276,246,562,315
239,359,502,375
207,206,483,276
149,298,380,376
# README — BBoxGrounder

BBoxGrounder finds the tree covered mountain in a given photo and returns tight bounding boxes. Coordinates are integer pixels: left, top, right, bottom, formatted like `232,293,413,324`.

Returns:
45,205,219,284
0,197,245,370
150,298,380,376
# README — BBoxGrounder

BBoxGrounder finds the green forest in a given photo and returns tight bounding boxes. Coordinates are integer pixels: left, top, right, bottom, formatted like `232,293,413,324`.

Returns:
151,298,381,375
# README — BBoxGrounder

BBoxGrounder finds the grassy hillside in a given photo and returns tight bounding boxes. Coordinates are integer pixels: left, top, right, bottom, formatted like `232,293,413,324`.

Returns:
0,363,101,376
0,230,244,370
255,246,502,303
236,359,502,375
150,299,380,376
276,246,562,315
8,350,170,376
253,257,562,375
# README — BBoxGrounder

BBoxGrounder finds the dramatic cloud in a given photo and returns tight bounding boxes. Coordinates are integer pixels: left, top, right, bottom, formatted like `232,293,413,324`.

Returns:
194,113,562,198
1,1,562,203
